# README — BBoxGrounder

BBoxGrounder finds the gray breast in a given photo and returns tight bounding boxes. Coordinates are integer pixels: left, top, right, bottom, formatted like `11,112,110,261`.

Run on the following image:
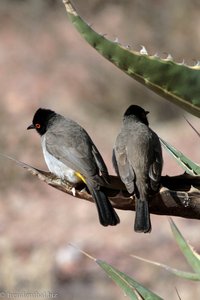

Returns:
41,136,80,184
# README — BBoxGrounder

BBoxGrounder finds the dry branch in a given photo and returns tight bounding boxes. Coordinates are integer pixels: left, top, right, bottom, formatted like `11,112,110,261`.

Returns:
8,156,200,221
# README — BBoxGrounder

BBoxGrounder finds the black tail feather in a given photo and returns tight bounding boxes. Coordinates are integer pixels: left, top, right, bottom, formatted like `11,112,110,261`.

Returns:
134,198,151,233
89,186,120,226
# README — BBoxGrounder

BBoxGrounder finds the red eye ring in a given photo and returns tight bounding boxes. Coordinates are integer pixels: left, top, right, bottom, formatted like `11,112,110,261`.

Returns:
35,123,41,129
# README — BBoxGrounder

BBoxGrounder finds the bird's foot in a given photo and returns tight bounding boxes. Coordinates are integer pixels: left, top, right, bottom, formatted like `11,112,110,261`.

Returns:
71,187,76,197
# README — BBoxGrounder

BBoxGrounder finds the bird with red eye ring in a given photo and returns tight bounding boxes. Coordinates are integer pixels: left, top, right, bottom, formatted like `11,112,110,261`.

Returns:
27,109,54,135
35,123,41,129
27,108,120,227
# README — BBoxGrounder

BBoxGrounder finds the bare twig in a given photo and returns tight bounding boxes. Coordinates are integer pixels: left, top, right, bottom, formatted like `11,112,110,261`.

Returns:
5,155,200,220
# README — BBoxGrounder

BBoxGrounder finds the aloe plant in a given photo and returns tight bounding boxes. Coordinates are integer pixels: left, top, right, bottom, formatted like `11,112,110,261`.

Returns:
69,244,163,300
69,219,200,299
63,0,200,118
132,219,200,281
160,138,200,175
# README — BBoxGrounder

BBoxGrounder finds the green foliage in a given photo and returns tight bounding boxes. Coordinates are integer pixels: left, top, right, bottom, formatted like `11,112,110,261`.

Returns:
160,138,200,175
132,219,200,281
71,220,200,299
131,254,200,281
97,259,163,300
63,0,200,118
73,245,164,300
170,219,200,276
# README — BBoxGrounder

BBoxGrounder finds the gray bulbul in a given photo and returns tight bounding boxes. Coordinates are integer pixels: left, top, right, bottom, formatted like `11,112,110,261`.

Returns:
113,105,163,233
27,108,120,227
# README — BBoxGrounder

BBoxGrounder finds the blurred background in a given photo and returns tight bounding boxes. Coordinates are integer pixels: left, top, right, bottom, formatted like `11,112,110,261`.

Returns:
0,0,200,299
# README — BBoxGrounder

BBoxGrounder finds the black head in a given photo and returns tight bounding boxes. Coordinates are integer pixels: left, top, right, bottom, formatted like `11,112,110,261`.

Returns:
123,105,149,126
27,108,56,135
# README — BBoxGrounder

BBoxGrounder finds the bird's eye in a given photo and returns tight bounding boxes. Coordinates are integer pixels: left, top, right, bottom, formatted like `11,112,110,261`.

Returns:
35,123,41,129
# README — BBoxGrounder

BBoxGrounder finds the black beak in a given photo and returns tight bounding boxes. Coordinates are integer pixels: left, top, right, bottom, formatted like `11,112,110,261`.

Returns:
145,111,149,115
27,124,35,130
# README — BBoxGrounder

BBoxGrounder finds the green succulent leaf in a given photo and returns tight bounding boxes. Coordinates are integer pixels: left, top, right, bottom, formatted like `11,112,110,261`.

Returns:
131,220,200,281
170,218,200,275
131,255,200,281
68,244,163,300
63,0,200,117
160,138,200,175
97,259,163,300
